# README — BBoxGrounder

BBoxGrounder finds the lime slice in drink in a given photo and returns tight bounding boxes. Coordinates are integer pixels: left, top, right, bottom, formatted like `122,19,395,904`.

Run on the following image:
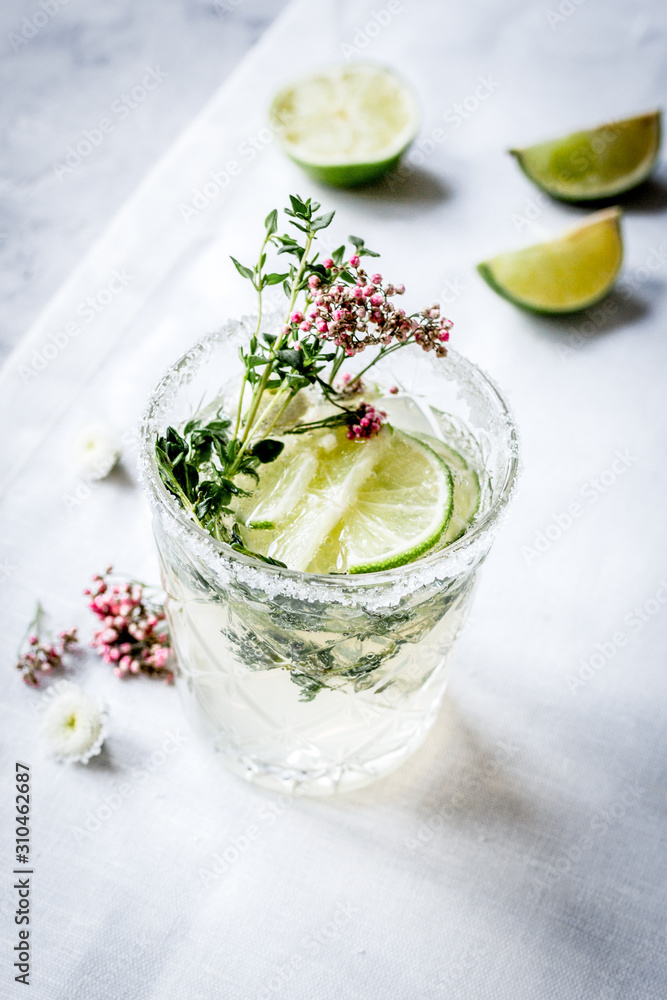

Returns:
510,111,661,201
269,64,420,188
418,436,481,545
477,207,623,313
238,428,453,574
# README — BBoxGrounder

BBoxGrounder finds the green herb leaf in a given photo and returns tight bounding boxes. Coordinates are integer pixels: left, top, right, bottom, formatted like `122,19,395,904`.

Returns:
265,209,278,236
230,256,254,281
274,348,303,369
332,245,346,266
252,439,285,463
311,210,335,231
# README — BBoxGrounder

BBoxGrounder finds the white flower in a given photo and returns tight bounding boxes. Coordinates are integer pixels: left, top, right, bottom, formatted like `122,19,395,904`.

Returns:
41,682,108,764
72,422,120,480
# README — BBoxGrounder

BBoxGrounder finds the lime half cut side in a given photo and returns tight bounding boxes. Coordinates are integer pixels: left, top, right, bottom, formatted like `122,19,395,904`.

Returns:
238,428,453,575
510,111,661,201
270,63,420,188
477,207,623,314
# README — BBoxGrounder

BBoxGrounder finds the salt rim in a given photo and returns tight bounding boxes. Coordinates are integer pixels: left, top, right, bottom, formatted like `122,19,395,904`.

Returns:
138,319,519,611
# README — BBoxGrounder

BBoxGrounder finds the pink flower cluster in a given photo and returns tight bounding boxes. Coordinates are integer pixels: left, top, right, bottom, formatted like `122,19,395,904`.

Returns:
86,569,174,683
335,372,365,397
301,262,452,358
347,402,387,440
16,624,79,687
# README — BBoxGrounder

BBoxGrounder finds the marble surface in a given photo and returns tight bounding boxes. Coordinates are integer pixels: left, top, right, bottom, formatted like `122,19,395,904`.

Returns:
0,0,287,363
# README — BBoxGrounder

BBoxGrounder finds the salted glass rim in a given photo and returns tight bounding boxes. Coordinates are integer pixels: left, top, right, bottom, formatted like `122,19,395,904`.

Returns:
139,322,519,592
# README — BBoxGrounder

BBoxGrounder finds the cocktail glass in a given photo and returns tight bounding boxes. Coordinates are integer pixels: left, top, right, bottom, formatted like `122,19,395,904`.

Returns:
139,318,518,794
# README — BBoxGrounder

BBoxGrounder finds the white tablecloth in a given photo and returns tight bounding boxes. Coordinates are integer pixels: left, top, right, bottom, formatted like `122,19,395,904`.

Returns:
2,1,666,997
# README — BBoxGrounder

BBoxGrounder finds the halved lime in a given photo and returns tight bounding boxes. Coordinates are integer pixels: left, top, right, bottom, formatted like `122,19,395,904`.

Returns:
237,427,453,574
477,207,623,314
510,111,661,201
269,64,420,188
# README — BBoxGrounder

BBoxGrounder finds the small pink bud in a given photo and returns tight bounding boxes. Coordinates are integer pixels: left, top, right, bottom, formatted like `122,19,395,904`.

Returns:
290,311,304,324
371,273,382,284
395,284,405,295
349,254,360,267
307,274,320,288
370,293,383,306
389,385,399,394
323,257,334,268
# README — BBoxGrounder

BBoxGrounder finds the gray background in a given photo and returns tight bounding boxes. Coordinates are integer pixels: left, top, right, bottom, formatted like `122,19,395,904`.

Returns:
0,0,287,362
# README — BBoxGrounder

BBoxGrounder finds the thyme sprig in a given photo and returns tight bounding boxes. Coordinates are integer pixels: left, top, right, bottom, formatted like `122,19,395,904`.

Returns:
155,193,453,554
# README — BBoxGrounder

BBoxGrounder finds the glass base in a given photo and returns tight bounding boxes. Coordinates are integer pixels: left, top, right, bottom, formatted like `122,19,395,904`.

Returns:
202,700,442,796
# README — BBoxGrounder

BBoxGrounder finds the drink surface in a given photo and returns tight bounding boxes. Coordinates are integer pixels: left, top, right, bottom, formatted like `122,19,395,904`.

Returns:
231,389,482,575
152,385,484,789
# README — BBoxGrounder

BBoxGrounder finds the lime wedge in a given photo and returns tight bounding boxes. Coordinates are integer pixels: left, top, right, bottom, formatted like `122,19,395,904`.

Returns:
510,111,661,201
237,428,453,574
269,64,420,188
477,207,623,314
